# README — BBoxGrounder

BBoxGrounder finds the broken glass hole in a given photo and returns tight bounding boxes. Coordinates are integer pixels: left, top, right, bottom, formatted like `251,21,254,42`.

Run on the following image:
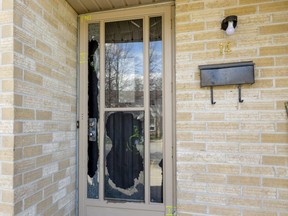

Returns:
104,111,145,201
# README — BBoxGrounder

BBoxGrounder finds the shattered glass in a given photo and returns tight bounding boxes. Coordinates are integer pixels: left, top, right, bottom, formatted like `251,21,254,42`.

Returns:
87,23,100,199
104,111,145,202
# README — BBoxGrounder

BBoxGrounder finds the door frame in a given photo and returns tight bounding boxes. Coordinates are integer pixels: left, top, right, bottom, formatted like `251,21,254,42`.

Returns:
77,3,176,215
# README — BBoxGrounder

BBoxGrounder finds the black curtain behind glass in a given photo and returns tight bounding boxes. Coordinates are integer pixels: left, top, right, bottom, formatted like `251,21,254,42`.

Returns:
88,39,99,178
106,112,144,189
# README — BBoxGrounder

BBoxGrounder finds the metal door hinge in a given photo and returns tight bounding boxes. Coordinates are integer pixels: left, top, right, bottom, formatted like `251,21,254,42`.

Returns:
76,121,80,129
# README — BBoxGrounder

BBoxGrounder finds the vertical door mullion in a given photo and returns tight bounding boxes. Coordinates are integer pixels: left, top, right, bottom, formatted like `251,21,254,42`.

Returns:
143,15,150,205
163,6,174,208
99,20,105,202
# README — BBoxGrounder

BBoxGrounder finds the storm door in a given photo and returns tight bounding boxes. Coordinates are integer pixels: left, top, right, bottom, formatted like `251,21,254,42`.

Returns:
78,4,174,216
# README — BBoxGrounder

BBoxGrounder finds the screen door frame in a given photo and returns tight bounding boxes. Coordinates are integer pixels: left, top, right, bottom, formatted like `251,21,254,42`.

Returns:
78,3,175,215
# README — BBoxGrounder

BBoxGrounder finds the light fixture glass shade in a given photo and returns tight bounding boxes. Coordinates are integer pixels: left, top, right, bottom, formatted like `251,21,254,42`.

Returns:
226,21,235,35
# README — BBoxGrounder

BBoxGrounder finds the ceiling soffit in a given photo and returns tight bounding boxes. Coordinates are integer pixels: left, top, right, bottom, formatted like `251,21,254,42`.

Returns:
66,0,172,14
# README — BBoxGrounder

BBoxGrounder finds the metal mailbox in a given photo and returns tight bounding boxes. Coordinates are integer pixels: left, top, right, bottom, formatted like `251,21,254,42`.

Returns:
199,61,255,104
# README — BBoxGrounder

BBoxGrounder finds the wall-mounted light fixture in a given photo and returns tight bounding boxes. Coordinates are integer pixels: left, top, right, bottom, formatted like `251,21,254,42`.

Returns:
221,15,237,35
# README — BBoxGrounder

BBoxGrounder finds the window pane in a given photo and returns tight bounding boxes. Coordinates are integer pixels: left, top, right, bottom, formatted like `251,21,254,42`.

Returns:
149,16,163,203
104,111,145,202
87,23,100,199
105,19,144,108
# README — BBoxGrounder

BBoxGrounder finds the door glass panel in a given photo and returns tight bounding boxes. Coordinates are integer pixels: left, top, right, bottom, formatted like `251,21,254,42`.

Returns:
104,111,145,202
105,19,144,108
87,23,100,199
149,16,163,203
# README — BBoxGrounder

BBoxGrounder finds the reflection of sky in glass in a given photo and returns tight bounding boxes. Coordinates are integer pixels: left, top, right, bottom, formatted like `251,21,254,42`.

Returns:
104,36,162,102
124,42,143,75
150,41,162,75
106,41,163,76
106,42,143,75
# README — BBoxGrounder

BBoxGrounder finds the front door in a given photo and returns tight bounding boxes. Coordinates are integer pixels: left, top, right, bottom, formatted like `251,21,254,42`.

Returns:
78,4,175,216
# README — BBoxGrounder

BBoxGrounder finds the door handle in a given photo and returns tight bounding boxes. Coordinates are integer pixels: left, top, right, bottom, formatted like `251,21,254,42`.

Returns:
88,118,97,141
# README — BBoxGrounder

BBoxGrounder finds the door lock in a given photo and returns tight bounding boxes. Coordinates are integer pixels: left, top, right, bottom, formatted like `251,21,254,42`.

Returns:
88,118,97,141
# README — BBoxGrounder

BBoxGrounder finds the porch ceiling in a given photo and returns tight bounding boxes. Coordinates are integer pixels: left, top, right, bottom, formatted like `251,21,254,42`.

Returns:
66,0,172,14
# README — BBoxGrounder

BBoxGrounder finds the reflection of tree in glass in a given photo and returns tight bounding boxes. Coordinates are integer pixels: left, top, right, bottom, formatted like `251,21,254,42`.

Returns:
105,43,143,107
149,42,162,75
105,41,163,108
149,41,163,139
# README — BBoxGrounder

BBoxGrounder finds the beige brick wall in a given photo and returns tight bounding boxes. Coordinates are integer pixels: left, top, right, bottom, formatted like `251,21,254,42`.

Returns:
175,0,288,215
1,0,77,215
0,0,15,215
